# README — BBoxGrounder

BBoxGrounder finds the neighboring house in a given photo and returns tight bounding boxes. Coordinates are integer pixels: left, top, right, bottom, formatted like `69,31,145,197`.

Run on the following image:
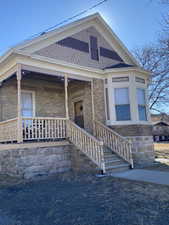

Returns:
0,13,154,178
151,113,169,142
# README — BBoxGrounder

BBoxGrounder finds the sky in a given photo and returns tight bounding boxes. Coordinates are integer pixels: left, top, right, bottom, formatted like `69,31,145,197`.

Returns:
0,0,169,57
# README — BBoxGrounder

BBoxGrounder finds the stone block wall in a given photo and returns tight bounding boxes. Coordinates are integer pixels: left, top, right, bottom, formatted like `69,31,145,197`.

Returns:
0,74,66,121
68,78,106,133
110,124,155,167
0,144,71,179
70,145,98,174
0,143,100,179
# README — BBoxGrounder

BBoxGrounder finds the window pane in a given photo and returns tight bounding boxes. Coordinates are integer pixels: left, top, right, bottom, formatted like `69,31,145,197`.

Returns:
138,105,147,121
137,88,146,105
90,36,99,61
115,105,131,121
115,88,129,104
21,92,33,117
21,93,33,109
22,109,33,117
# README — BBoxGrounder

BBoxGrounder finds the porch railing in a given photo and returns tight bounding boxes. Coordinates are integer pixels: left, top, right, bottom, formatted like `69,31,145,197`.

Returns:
0,118,18,142
67,120,105,172
94,120,134,168
22,117,67,141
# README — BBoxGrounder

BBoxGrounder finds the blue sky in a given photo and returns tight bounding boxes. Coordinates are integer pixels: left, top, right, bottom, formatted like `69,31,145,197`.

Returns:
0,0,168,56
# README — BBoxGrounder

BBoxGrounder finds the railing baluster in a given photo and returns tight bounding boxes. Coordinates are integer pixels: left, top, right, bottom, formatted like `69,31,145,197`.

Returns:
93,120,133,168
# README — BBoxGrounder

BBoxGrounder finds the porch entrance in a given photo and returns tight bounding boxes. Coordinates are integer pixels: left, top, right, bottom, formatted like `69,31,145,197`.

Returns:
74,100,84,128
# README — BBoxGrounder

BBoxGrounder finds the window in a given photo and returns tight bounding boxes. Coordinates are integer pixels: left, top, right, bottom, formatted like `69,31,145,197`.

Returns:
135,77,145,84
137,88,147,121
105,88,110,120
115,88,131,121
90,36,99,61
112,77,129,83
21,91,34,117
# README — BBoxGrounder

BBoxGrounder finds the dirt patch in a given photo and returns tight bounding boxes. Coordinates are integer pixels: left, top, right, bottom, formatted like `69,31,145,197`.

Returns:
154,143,169,159
0,172,169,225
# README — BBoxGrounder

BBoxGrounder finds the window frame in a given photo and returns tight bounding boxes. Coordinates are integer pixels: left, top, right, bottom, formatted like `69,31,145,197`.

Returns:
114,87,131,121
137,88,147,121
21,90,36,118
89,35,99,61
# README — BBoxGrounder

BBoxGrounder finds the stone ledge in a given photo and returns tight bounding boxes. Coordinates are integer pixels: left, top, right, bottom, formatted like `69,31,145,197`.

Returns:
0,141,70,151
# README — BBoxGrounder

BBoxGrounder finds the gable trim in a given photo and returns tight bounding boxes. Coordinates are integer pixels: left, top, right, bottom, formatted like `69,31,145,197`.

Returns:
13,13,139,66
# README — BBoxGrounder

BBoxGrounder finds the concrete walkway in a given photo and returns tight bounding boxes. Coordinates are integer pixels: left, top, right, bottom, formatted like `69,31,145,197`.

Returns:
112,169,169,186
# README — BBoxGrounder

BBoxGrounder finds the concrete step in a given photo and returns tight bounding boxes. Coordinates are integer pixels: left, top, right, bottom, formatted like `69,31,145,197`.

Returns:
105,159,123,166
105,163,130,174
104,154,120,160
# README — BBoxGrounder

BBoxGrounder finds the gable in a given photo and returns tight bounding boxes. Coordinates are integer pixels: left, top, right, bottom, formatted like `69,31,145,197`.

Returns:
35,26,124,70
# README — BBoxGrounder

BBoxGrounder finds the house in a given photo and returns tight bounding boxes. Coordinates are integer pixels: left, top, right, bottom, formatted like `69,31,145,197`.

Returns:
151,113,169,142
0,13,154,178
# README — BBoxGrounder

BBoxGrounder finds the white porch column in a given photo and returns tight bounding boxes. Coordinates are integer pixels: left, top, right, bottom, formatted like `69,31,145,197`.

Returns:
64,74,69,119
17,64,23,143
91,79,95,133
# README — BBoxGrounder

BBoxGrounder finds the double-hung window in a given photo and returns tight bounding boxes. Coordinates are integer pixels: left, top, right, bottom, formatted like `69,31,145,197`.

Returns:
115,88,131,121
21,91,34,117
137,88,147,121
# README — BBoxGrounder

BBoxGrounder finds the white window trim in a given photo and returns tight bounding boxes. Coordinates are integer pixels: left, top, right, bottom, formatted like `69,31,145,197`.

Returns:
21,90,36,117
105,73,151,126
114,87,131,121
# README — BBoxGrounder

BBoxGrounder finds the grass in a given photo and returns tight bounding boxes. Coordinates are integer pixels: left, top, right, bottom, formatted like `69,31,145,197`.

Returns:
0,172,169,225
144,143,169,171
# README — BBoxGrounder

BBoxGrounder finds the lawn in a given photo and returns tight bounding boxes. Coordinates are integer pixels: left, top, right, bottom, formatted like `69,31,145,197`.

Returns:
154,143,169,159
0,173,169,225
144,143,169,171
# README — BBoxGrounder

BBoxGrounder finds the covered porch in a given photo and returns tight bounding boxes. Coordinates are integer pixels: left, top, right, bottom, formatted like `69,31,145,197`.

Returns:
0,63,101,144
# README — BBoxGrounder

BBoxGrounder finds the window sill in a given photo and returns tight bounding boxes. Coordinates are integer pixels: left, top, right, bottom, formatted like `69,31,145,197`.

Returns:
106,120,152,126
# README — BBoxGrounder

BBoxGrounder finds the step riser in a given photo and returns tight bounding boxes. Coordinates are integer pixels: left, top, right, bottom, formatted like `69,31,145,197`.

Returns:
105,161,126,167
106,166,129,174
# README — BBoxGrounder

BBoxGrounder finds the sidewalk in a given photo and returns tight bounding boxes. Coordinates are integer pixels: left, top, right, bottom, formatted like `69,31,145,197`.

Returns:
112,169,169,185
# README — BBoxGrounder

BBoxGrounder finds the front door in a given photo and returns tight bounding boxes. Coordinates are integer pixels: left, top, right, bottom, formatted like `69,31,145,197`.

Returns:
74,100,84,128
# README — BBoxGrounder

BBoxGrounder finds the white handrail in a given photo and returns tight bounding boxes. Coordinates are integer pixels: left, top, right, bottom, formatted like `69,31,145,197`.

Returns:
68,120,105,172
0,118,18,142
94,120,134,168
22,117,67,140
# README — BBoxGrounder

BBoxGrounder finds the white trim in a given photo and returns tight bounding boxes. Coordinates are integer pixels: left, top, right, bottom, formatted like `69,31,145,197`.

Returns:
10,13,138,66
105,72,151,126
21,90,36,117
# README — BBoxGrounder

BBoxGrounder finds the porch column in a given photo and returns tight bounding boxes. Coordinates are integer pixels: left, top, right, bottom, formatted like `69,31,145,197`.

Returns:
17,64,23,143
64,74,69,119
91,79,95,133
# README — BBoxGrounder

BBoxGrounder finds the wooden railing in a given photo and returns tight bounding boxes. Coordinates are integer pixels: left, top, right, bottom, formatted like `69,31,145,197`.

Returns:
0,118,18,142
94,120,134,168
68,120,105,172
22,117,67,140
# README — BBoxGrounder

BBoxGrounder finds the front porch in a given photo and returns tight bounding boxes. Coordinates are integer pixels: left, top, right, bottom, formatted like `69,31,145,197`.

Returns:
0,64,134,174
0,63,100,144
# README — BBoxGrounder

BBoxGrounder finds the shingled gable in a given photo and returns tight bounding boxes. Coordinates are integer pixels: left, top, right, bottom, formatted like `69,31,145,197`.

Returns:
12,13,139,68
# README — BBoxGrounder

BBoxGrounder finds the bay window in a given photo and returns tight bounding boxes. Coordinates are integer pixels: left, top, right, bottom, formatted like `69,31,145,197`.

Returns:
137,88,147,121
115,88,131,121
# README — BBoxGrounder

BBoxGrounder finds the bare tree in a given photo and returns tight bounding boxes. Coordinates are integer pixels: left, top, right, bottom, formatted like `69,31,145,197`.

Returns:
133,45,169,112
133,0,169,113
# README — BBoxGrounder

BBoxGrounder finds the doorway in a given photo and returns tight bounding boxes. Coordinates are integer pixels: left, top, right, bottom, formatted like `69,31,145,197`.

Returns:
74,100,84,128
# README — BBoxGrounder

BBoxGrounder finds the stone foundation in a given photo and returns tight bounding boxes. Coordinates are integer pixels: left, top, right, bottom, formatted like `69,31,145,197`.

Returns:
110,124,155,167
0,142,99,179
70,145,99,174
128,136,155,167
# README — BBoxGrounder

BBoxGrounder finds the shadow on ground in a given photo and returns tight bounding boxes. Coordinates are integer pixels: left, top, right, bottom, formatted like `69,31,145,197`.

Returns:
0,172,169,225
